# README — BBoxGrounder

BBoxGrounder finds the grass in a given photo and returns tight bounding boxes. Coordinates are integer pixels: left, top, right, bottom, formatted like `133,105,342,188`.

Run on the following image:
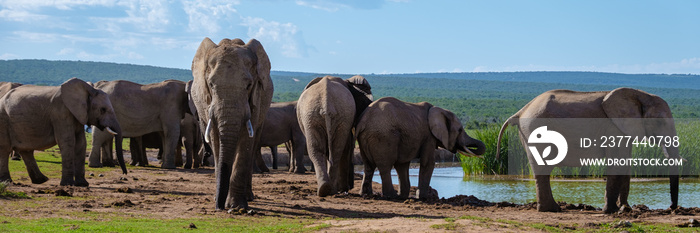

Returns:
0,181,30,199
0,216,317,232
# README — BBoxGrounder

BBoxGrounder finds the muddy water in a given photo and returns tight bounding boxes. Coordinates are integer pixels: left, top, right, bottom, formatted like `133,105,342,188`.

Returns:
369,165,700,209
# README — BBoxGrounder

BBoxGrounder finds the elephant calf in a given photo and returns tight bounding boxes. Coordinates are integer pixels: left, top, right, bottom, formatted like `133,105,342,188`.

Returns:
254,101,307,174
0,78,126,186
356,97,485,200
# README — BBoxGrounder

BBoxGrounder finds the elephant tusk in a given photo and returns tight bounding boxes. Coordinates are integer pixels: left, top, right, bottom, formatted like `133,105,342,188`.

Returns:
106,127,118,135
204,119,212,143
663,146,687,162
246,119,254,138
459,147,482,158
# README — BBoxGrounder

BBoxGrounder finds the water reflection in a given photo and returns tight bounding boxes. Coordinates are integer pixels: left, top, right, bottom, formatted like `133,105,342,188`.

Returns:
369,166,700,209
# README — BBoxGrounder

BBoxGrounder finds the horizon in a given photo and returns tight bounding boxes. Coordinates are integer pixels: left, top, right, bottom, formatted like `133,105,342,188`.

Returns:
5,58,700,77
1,1,699,75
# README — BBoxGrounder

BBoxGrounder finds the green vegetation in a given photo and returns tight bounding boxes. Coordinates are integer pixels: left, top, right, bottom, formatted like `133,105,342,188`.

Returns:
0,181,29,199
0,216,315,232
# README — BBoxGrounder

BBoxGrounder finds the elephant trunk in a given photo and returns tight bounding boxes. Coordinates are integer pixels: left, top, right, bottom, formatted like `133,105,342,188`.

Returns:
111,124,127,175
459,138,486,157
213,104,250,210
663,146,679,209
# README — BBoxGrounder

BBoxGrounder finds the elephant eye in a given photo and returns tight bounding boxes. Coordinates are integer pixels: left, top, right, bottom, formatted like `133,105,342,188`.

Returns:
100,108,107,114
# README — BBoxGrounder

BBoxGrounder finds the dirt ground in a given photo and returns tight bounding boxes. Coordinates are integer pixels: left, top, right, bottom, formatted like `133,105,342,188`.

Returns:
3,148,699,232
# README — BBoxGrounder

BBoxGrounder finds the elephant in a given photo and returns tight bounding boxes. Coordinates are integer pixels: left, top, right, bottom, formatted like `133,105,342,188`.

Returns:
0,82,22,161
356,97,486,199
0,78,126,186
88,80,188,169
190,37,274,210
129,112,203,169
297,75,373,197
496,88,681,213
253,101,307,173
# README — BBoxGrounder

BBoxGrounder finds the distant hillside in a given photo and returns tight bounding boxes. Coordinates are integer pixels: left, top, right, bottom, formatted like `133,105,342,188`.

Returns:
0,59,191,85
392,72,700,90
2,59,698,124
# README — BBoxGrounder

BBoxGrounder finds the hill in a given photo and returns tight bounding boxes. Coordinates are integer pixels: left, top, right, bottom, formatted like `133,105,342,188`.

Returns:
2,59,699,124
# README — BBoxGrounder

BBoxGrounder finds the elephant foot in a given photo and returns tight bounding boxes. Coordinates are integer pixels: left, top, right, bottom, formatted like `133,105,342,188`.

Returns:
88,162,103,168
226,197,250,210
317,182,332,197
30,174,49,184
75,178,89,187
59,178,75,186
602,204,619,214
161,163,176,169
130,160,138,166
184,162,192,169
537,203,562,212
0,175,13,184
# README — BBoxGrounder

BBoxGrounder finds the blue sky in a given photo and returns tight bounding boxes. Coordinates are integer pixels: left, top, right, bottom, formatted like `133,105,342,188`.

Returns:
1,0,699,74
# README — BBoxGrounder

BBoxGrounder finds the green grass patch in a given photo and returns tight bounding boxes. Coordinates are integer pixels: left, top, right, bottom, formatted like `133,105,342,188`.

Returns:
0,181,30,199
430,222,461,230
0,216,316,232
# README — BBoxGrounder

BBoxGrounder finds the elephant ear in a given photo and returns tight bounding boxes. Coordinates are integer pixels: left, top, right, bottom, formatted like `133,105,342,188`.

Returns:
191,38,217,107
345,75,373,100
304,77,324,90
428,107,457,150
185,80,197,116
247,39,273,117
602,87,645,136
59,78,92,125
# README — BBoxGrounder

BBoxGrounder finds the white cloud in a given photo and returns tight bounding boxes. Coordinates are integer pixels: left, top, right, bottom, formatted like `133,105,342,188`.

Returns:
241,16,311,58
295,0,387,11
182,0,239,34
0,53,18,59
0,9,48,21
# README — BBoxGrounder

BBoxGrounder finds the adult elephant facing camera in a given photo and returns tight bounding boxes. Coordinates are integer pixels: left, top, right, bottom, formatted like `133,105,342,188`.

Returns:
88,80,188,169
297,75,373,197
357,97,485,200
497,88,681,213
0,78,126,186
191,37,273,210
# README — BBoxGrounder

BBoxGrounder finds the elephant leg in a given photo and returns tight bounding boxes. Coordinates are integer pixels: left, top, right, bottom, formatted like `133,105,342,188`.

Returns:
18,150,48,184
271,146,278,170
0,147,14,183
618,174,631,207
88,128,108,167
74,133,89,187
161,127,179,169
291,140,307,174
535,174,561,212
395,162,411,199
224,137,255,209
57,138,77,186
604,175,626,213
416,146,435,200
184,137,194,169
129,137,141,166
175,142,183,167
101,139,114,167
305,128,331,197
10,151,20,161
253,148,269,173
378,166,397,198
330,131,353,193
360,158,375,196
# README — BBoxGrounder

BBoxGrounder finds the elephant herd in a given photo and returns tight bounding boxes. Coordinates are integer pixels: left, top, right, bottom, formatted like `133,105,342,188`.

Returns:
0,37,682,214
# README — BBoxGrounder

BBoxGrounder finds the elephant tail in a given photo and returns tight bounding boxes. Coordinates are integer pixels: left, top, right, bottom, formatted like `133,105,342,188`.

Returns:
496,116,518,160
